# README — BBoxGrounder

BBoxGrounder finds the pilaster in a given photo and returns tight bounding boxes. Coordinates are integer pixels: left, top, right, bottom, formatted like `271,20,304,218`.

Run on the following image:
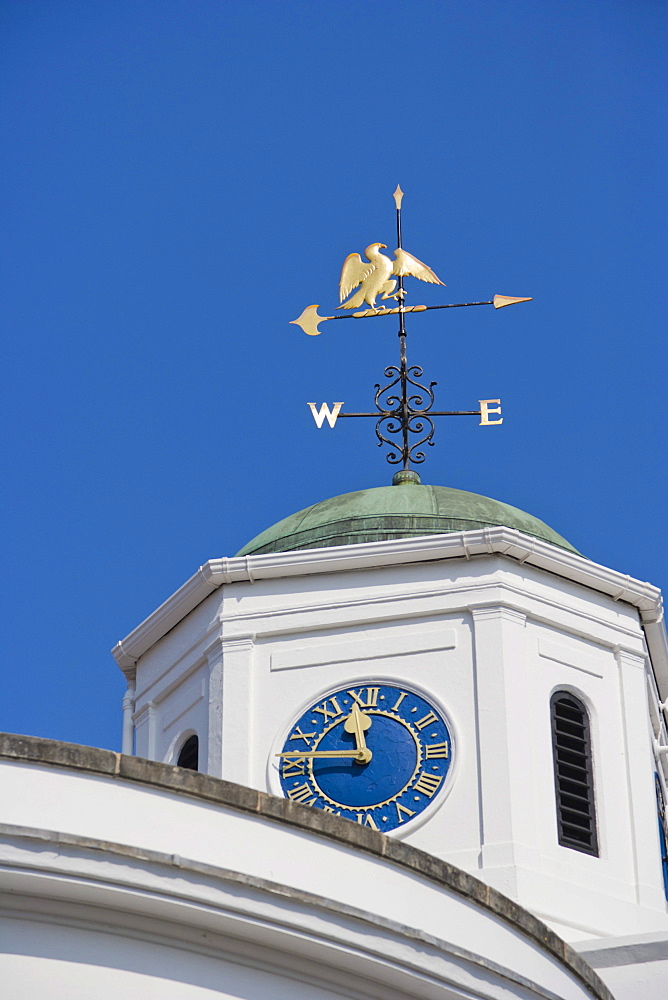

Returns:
219,636,255,786
133,704,150,759
205,640,224,777
133,701,157,760
471,605,528,883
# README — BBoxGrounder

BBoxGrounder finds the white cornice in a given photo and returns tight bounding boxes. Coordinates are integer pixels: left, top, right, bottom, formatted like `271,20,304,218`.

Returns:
111,527,666,694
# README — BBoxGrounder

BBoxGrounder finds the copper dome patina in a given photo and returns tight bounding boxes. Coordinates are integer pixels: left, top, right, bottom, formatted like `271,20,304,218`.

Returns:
236,483,579,557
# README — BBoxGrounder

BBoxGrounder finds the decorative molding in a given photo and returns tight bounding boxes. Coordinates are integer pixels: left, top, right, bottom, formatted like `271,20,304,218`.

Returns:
110,526,667,700
471,606,527,627
221,636,256,652
270,625,457,671
133,704,150,727
614,648,647,672
220,579,644,650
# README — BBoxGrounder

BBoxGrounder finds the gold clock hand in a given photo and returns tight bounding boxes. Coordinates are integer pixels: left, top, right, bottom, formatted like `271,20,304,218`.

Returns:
277,748,372,763
344,703,372,752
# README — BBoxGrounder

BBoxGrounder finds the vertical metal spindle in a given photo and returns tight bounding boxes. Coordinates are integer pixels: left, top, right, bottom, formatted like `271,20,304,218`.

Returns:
393,186,409,468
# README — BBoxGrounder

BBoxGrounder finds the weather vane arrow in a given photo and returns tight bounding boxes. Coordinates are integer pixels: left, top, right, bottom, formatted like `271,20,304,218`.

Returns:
291,187,532,474
290,295,532,337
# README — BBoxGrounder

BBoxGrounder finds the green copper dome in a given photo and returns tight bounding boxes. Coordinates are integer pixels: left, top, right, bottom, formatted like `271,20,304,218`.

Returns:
236,483,579,556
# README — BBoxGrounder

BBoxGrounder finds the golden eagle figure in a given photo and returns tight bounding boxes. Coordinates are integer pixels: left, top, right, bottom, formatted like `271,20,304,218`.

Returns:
338,243,444,310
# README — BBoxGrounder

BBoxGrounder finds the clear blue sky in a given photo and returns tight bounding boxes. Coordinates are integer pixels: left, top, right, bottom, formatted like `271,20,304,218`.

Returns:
2,0,666,751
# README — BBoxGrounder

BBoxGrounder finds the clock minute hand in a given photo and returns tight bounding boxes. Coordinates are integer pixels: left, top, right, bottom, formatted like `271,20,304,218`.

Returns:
277,748,372,762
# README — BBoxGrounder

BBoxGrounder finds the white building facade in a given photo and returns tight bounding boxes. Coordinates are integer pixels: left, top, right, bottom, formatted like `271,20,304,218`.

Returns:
2,482,667,998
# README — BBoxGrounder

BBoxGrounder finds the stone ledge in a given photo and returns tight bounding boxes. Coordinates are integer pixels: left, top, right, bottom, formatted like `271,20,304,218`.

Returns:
0,731,614,1000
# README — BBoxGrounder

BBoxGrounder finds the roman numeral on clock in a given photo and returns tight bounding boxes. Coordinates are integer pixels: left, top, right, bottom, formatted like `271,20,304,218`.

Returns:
413,772,444,798
347,686,379,709
391,691,408,712
313,697,344,722
289,726,316,746
282,757,307,777
415,711,438,731
425,741,449,758
396,801,416,824
357,813,379,829
287,783,317,806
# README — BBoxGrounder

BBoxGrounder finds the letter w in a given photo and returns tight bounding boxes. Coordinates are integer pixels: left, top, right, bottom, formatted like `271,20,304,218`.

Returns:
307,402,344,428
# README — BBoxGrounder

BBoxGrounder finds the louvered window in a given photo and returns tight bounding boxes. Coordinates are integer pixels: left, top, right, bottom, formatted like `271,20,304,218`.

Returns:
551,693,598,856
177,734,199,771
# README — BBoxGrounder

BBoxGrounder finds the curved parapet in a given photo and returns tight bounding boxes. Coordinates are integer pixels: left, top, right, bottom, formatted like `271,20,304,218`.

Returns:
0,733,612,1000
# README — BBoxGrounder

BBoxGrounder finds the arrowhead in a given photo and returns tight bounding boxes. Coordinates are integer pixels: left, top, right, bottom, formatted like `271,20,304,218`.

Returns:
393,185,404,209
493,295,533,309
290,304,329,336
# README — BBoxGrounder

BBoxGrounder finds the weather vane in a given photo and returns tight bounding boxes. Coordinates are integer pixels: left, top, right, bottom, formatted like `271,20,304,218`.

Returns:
290,186,531,477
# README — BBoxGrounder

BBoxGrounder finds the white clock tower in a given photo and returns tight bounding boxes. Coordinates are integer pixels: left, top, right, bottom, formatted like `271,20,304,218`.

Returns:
112,477,668,998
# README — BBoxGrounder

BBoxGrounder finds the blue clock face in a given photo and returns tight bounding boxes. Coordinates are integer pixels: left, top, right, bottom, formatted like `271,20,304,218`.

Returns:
278,682,452,832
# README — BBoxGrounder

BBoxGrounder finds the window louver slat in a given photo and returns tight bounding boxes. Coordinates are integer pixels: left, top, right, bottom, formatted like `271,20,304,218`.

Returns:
559,777,591,795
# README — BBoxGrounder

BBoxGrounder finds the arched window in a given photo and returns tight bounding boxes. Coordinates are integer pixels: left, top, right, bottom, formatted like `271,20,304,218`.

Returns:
551,692,598,856
176,734,199,771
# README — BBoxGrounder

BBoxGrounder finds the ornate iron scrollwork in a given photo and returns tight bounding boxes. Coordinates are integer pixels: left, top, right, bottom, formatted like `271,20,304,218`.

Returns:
374,363,437,466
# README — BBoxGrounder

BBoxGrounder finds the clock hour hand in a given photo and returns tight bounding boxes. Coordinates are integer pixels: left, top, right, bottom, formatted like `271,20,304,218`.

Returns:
344,703,372,754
